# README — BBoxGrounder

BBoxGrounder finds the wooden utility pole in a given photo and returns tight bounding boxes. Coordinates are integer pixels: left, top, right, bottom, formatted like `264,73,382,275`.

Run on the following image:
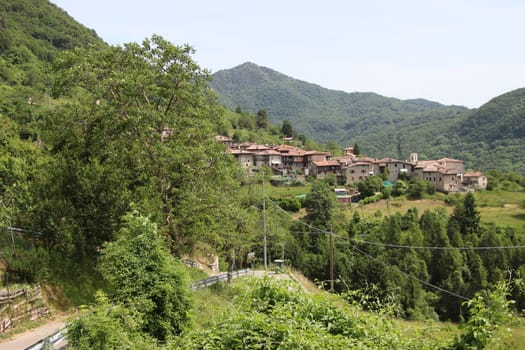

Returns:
263,177,268,270
329,225,334,292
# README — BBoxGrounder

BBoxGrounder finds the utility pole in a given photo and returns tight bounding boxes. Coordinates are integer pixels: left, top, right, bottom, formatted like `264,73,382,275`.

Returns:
329,225,334,292
263,176,268,270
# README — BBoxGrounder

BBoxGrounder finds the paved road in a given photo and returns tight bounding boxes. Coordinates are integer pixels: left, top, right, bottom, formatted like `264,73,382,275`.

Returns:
0,319,66,350
0,270,307,349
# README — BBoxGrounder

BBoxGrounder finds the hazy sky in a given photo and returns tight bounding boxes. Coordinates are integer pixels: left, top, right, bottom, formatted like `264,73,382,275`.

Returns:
52,0,525,108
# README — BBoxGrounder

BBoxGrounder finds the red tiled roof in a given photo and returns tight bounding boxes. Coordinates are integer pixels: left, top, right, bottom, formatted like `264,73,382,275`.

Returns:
354,157,376,163
313,160,340,167
348,162,373,166
464,172,485,177
229,149,253,155
437,157,464,163
246,144,271,151
375,157,402,163
253,149,281,155
304,150,330,155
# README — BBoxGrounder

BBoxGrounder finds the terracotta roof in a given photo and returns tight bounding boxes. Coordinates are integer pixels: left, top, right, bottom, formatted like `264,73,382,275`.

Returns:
285,150,307,156
313,160,341,167
414,160,436,168
332,156,354,162
273,144,301,152
348,162,373,166
354,157,376,163
229,149,253,155
421,164,458,174
437,157,464,163
464,172,485,177
304,150,331,156
254,149,281,155
375,157,402,163
246,144,271,151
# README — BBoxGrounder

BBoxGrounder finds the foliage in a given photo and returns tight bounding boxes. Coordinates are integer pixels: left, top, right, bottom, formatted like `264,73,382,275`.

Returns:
211,63,525,175
393,179,408,196
407,177,435,199
256,108,269,129
280,119,293,137
273,197,301,212
358,192,383,205
325,140,342,156
353,142,360,156
443,282,513,349
304,180,336,231
67,292,157,350
356,175,383,198
98,211,191,341
485,170,524,191
45,35,242,254
177,277,439,349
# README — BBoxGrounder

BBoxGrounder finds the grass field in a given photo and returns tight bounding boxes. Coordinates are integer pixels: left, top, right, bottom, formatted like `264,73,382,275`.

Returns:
345,191,525,230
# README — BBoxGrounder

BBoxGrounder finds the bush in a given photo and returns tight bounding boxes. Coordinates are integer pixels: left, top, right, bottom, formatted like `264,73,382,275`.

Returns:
358,193,383,205
275,197,301,212
98,211,191,341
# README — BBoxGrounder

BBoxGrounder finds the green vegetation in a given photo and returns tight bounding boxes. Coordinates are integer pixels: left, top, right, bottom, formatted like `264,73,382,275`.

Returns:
177,277,516,349
1,2,525,349
211,63,525,175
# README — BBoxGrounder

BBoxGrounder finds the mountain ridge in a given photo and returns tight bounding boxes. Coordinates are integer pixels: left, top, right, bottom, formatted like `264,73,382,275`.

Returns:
211,62,525,174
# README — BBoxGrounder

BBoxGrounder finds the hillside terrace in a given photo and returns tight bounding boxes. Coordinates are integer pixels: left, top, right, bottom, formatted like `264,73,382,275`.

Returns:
216,136,487,192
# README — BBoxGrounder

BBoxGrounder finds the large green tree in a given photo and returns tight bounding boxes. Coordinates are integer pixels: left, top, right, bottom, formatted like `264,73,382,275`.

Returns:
43,35,241,255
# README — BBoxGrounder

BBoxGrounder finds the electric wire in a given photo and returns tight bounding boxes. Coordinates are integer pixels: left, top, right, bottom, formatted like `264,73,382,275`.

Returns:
349,244,470,301
270,200,525,251
268,200,513,300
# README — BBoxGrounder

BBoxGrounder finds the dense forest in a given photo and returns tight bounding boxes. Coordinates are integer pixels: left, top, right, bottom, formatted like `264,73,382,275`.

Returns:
1,1,525,348
211,62,525,175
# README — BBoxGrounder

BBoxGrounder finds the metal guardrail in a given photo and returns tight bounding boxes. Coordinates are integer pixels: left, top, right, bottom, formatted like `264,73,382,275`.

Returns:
190,269,250,290
24,270,251,348
24,327,67,350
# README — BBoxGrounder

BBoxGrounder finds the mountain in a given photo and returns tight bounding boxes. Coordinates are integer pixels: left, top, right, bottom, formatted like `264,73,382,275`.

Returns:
210,63,468,151
211,63,525,174
0,0,105,60
0,0,105,137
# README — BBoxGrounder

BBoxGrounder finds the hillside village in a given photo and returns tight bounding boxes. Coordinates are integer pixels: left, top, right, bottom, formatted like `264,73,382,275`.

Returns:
217,135,488,193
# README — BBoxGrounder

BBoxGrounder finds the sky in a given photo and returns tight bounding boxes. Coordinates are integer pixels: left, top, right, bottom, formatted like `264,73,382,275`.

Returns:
51,0,525,108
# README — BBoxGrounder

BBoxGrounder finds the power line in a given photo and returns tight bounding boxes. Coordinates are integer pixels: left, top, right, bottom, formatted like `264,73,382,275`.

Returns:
349,244,470,301
270,200,471,300
270,200,525,251
348,239,525,251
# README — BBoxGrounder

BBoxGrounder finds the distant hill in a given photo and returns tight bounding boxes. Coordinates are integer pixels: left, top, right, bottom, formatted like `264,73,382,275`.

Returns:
211,63,525,174
210,63,468,151
0,0,105,136
0,0,104,60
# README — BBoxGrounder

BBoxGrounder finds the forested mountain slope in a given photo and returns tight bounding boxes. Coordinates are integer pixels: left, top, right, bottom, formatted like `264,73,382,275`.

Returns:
0,0,105,137
211,63,525,174
210,62,468,148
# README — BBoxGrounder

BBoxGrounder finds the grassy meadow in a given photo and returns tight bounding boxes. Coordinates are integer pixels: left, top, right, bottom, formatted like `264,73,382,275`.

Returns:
349,190,525,230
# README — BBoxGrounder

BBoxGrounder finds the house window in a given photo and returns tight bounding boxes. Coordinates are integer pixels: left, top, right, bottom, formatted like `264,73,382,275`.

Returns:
361,169,366,173
350,170,355,174
394,163,397,167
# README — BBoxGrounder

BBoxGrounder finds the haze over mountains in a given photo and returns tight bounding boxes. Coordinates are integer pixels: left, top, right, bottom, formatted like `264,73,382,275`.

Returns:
211,62,525,174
